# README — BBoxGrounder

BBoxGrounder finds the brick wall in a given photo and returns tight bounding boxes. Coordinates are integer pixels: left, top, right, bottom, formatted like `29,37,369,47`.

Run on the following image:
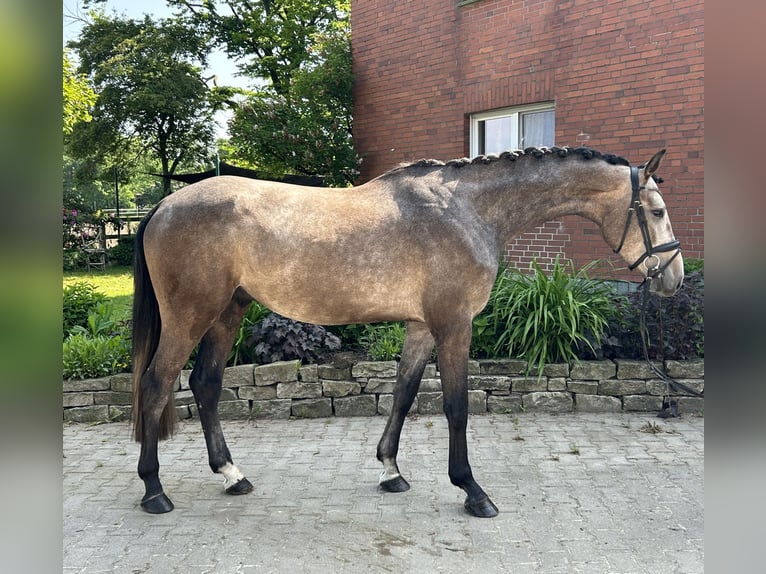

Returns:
351,0,704,277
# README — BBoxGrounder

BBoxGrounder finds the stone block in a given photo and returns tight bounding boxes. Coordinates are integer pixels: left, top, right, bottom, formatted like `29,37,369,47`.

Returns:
63,392,93,408
94,391,133,406
570,361,616,380
677,397,705,415
109,373,133,392
547,377,567,391
63,378,110,393
469,376,511,393
541,363,570,378
417,392,443,414
317,364,351,380
364,378,397,394
222,364,255,388
598,380,646,396
334,395,378,417
377,394,418,416
322,381,362,398
217,400,251,419
238,385,277,400
178,369,192,390
623,395,664,412
522,392,573,413
576,394,622,412
299,364,319,382
479,359,526,375
219,388,238,401
351,361,397,378
64,405,109,423
172,390,196,406
647,379,704,397
467,360,481,375
176,405,191,420
487,394,523,414
468,390,487,413
420,378,442,392
616,360,656,380
252,399,292,419
512,376,547,392
567,380,599,394
291,398,332,418
423,364,437,378
109,405,131,422
277,381,322,399
666,359,704,378
255,360,300,385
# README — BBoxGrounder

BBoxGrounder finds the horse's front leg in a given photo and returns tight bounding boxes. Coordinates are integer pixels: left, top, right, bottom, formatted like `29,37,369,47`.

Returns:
377,321,434,492
435,320,499,518
190,302,253,496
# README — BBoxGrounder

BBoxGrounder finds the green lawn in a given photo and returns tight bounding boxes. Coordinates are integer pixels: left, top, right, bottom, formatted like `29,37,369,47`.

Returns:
64,266,134,321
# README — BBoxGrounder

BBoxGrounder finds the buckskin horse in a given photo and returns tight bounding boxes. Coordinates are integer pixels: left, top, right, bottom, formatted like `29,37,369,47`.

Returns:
131,146,683,517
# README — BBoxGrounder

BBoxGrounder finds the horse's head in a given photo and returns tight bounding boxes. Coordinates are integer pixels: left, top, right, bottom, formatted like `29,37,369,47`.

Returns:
610,149,684,296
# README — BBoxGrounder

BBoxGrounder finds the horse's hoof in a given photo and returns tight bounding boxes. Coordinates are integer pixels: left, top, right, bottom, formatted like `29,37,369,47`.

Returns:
464,495,499,518
379,474,411,493
225,477,254,495
141,491,174,514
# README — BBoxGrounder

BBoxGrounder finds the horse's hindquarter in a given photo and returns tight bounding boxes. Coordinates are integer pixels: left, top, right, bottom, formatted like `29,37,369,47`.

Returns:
144,176,498,326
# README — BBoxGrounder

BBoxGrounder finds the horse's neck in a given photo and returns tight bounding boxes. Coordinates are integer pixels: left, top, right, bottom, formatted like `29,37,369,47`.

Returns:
467,160,621,246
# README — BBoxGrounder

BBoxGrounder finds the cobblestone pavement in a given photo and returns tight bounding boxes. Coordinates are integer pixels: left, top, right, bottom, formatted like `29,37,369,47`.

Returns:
63,413,703,573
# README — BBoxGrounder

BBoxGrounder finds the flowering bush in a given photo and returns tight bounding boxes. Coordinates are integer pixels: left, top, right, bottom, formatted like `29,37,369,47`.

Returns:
63,208,124,269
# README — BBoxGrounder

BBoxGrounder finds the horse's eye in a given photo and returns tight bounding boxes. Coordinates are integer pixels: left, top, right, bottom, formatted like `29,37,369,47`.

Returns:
651,209,665,218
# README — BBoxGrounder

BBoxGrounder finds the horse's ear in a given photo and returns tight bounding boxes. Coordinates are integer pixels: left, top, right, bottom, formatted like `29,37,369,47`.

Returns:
642,149,666,181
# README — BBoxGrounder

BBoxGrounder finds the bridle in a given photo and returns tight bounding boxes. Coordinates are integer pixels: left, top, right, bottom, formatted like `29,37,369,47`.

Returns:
614,166,702,415
613,166,681,279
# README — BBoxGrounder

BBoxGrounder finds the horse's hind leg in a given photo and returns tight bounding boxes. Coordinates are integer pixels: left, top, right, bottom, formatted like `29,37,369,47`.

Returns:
137,335,198,513
189,290,254,496
377,321,434,492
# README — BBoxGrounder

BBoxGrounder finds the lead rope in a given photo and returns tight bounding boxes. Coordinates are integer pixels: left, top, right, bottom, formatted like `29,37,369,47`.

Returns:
638,280,704,418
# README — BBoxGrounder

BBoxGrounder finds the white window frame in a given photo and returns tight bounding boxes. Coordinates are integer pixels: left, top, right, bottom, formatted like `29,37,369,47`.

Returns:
469,102,555,157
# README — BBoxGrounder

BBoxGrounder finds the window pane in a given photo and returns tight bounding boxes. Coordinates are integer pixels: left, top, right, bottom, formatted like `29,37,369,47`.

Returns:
482,116,513,155
521,110,555,147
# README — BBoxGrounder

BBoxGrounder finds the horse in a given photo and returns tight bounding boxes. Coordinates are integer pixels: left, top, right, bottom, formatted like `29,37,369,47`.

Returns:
131,146,683,517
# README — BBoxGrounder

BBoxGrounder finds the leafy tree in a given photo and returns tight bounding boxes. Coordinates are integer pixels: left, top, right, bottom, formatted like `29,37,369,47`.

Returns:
67,12,220,196
170,0,358,184
229,25,356,184
63,49,97,143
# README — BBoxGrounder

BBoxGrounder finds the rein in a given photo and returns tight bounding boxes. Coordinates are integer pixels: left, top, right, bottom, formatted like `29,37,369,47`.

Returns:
615,166,701,417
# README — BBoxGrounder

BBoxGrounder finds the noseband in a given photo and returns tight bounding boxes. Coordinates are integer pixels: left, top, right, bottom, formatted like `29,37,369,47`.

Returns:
614,167,681,278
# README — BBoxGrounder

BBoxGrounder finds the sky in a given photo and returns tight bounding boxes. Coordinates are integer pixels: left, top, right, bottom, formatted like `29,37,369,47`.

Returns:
63,0,245,138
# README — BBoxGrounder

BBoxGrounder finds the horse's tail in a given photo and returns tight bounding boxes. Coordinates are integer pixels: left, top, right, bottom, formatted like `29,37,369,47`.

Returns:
132,203,175,443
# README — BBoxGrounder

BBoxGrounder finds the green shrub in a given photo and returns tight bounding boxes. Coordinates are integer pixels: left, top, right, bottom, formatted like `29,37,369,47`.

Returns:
63,333,132,379
603,269,704,360
245,313,341,364
63,302,132,379
63,281,107,338
108,236,135,266
483,258,618,374
359,322,407,361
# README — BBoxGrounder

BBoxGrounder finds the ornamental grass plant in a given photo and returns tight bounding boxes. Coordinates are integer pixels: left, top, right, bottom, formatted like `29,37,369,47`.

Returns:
479,258,618,375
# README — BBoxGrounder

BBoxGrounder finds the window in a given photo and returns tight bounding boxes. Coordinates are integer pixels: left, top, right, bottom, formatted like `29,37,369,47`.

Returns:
470,103,555,156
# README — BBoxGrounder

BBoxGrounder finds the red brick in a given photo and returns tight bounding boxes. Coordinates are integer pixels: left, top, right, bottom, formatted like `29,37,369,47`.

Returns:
352,0,704,271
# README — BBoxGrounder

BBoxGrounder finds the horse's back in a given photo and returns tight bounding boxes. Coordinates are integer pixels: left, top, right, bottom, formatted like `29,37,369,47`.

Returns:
143,175,497,325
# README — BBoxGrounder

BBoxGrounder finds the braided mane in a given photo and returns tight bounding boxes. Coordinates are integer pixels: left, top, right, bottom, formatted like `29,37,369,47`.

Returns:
386,146,631,175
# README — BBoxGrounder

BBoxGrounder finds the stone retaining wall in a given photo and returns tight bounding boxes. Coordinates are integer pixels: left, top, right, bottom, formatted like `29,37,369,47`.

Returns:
63,359,704,423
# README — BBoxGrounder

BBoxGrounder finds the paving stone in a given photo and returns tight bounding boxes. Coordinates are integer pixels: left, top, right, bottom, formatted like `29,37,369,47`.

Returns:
64,412,704,573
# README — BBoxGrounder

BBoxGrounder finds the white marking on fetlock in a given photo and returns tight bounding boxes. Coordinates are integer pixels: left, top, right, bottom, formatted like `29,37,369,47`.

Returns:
219,462,245,490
